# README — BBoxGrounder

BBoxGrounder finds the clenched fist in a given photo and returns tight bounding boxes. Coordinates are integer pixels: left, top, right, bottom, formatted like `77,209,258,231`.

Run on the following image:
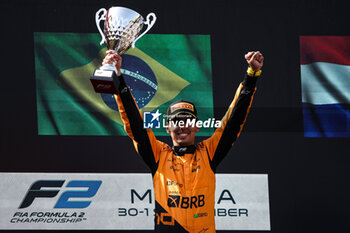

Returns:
245,51,264,71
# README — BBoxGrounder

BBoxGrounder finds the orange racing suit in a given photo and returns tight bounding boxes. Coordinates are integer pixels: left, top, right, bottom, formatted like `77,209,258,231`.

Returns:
115,74,257,233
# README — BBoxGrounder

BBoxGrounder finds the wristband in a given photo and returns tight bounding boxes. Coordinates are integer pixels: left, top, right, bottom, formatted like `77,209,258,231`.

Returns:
247,67,262,77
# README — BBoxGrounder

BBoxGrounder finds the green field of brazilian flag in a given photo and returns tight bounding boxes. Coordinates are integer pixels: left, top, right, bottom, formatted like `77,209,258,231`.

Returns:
34,33,213,136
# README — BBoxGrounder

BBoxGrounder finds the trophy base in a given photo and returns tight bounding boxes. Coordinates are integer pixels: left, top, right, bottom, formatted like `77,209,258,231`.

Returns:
89,69,120,94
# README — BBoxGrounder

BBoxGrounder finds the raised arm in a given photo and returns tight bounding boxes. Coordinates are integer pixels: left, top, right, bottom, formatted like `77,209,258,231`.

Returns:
103,51,163,174
203,51,264,171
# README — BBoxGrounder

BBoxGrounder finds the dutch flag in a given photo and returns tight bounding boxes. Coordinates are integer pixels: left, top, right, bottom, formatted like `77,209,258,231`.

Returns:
300,36,350,137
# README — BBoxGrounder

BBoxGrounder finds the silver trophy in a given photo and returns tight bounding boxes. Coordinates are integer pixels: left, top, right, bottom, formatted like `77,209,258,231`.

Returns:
90,7,157,94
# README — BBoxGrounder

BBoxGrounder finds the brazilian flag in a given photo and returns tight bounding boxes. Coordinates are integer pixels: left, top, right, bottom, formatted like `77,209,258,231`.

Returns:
34,33,213,136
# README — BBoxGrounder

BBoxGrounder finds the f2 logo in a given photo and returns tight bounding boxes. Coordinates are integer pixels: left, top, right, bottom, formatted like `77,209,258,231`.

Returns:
19,180,102,209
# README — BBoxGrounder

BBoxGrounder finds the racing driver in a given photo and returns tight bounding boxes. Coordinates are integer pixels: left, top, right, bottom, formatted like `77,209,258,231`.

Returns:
103,50,264,233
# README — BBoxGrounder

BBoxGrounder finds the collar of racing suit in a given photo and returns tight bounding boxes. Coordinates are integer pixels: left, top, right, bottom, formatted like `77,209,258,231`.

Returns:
172,145,196,156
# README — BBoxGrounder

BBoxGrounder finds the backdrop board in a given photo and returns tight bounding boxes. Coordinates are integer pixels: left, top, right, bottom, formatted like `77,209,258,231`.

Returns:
0,173,270,231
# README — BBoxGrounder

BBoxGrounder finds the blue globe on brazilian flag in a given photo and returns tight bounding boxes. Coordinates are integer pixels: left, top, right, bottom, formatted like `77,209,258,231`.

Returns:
34,33,213,136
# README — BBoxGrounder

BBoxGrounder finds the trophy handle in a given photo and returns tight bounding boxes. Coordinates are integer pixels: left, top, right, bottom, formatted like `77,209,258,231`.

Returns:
95,8,107,45
132,13,157,48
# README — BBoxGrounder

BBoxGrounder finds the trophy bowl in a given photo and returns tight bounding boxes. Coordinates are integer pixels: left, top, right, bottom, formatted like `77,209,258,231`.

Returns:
96,7,156,55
